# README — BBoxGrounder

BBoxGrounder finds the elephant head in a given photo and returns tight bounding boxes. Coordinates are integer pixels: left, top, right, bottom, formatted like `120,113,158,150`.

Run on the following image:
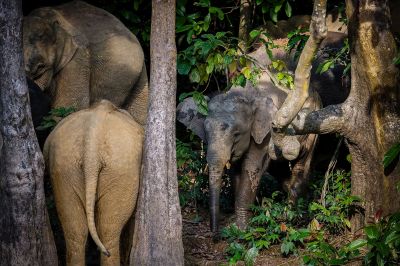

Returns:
177,86,281,232
23,8,81,91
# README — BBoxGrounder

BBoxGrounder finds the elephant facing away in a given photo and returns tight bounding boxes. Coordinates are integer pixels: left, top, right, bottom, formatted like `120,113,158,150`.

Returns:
23,1,148,126
177,84,320,234
44,100,144,266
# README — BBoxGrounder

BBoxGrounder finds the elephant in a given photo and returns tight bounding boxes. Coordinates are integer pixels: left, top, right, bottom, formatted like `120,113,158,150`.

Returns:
44,100,144,266
177,31,348,234
23,1,148,126
177,85,320,234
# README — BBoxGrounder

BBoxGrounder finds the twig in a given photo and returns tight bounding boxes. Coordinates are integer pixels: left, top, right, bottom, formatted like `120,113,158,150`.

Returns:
321,137,343,207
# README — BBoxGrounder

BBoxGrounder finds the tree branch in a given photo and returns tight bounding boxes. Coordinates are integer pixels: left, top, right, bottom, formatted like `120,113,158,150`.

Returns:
291,104,346,135
272,0,328,130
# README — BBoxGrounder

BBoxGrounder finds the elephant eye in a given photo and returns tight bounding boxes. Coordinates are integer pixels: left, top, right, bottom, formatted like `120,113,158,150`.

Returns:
233,132,240,139
34,63,46,75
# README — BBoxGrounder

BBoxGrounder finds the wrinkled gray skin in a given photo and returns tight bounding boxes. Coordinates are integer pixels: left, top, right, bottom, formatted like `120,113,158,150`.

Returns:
23,1,148,126
177,32,348,234
177,85,320,234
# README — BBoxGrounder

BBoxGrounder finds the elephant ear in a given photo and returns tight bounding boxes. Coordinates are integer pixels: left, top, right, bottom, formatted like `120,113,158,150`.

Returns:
176,97,207,143
251,97,278,144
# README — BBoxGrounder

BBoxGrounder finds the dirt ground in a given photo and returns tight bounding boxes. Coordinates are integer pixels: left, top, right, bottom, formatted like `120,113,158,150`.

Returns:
182,207,302,266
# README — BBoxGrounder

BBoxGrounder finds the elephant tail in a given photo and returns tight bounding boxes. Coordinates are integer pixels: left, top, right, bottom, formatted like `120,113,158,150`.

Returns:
83,105,111,257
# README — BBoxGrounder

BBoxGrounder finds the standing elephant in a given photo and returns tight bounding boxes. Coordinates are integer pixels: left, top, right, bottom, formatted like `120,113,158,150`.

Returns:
177,31,348,234
23,1,148,126
177,84,320,234
44,100,144,266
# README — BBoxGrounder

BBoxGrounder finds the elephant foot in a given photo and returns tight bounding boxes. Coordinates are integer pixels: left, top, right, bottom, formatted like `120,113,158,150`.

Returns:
235,208,250,230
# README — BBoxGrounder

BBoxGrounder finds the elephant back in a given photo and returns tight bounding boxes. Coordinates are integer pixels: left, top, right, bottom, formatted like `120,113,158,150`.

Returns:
51,1,140,45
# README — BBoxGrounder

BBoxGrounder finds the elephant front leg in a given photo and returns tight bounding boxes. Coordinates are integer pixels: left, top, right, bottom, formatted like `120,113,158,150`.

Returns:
235,140,270,230
284,133,318,204
52,48,90,110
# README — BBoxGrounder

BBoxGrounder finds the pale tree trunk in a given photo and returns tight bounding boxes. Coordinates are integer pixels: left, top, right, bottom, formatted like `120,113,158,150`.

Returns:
0,0,58,265
238,0,252,52
271,0,400,231
130,0,184,265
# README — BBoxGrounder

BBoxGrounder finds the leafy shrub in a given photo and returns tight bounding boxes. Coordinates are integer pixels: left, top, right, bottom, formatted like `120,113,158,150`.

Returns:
37,107,75,131
309,170,361,234
222,170,362,265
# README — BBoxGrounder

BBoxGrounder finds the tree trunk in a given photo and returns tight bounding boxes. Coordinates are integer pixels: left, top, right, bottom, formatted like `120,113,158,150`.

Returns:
130,0,184,265
271,0,400,231
238,0,252,52
344,0,400,230
0,0,58,265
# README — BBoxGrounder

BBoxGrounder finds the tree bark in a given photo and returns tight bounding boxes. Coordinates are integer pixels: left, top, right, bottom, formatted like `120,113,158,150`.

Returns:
271,0,400,231
130,0,184,265
238,0,252,52
0,0,58,265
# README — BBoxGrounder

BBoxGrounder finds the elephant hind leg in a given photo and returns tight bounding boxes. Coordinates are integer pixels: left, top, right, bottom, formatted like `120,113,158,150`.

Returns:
52,180,88,266
96,175,138,266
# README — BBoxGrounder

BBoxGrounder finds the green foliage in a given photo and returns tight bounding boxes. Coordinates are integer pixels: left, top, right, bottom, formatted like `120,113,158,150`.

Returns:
176,0,225,45
303,233,365,265
363,212,400,265
179,91,209,116
222,191,311,264
98,0,151,45
222,171,364,264
383,142,400,169
309,171,361,234
37,107,75,131
255,0,293,23
176,138,209,208
177,30,263,88
286,27,309,61
316,38,351,77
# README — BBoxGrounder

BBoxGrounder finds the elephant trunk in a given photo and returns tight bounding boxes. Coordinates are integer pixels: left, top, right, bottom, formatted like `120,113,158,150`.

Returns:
84,111,110,257
209,166,223,233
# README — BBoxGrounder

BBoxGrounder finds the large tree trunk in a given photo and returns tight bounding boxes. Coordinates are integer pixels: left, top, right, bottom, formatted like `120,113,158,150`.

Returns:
0,0,58,265
130,0,184,265
344,0,400,230
271,0,400,231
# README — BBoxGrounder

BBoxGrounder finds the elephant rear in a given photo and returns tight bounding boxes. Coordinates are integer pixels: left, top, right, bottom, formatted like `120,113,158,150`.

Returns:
44,100,144,265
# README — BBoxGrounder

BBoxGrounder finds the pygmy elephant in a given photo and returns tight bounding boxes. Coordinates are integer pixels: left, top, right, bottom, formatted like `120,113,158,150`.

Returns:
177,84,320,233
24,1,148,126
44,100,144,266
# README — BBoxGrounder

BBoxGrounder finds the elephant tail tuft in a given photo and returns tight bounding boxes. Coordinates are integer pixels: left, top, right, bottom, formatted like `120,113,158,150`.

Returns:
83,107,110,257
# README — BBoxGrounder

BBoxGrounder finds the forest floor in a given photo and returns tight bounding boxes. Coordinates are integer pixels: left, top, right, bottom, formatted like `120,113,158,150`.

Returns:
182,207,301,266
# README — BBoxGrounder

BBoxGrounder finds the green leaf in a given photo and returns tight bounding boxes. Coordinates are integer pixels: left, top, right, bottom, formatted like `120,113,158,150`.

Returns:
189,68,201,83
269,9,278,23
346,238,367,251
383,142,400,168
317,60,334,74
206,60,214,74
177,59,192,75
249,29,261,40
385,230,400,245
365,225,379,239
281,241,295,255
285,2,292,17
209,6,224,20
244,247,259,266
274,3,282,13
178,91,194,102
203,14,211,31
241,66,252,79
